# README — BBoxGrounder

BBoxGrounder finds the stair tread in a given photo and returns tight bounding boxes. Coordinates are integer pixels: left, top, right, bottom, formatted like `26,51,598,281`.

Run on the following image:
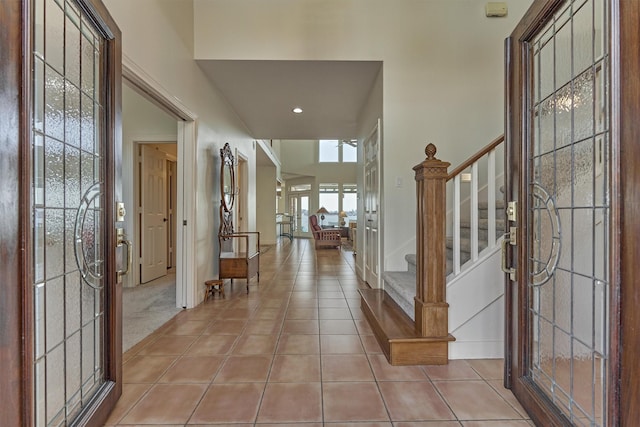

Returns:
405,254,416,265
383,271,415,294
384,270,415,282
479,200,505,209
446,236,490,252
459,218,506,229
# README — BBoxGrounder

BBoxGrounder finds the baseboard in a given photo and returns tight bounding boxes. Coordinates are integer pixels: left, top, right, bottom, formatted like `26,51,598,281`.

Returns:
449,340,504,359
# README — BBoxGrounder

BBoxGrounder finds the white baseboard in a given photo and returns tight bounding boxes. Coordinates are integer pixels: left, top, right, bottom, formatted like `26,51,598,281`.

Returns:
449,340,505,359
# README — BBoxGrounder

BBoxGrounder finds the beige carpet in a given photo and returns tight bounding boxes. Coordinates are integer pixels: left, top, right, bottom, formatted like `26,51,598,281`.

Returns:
122,273,182,352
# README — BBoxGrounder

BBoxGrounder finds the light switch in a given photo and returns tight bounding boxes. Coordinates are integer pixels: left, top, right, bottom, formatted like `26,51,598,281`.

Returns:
485,2,508,17
395,176,403,188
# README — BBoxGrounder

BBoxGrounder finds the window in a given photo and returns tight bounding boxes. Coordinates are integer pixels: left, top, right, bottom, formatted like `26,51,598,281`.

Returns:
319,140,339,162
319,183,358,227
319,183,339,226
342,143,357,162
343,184,358,224
290,183,311,192
319,139,358,163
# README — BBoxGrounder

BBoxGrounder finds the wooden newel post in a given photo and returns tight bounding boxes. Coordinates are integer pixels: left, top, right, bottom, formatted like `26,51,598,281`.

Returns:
413,143,450,338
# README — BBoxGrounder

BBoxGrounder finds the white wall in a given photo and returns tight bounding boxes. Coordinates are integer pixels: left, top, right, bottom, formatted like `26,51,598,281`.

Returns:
105,0,258,303
193,0,533,270
256,165,277,245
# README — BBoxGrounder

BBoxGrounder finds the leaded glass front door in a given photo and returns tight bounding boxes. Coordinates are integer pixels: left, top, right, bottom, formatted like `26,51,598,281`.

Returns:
505,0,614,425
30,0,122,425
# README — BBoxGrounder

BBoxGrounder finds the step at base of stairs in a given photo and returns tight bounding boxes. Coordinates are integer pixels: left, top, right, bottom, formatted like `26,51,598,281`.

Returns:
359,289,455,366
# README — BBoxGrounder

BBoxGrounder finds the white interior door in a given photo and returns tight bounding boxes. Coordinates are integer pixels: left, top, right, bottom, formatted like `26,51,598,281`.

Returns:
140,145,168,283
364,122,380,287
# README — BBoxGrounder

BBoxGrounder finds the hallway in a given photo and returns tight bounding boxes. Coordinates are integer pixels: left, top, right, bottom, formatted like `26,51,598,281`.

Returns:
104,239,532,426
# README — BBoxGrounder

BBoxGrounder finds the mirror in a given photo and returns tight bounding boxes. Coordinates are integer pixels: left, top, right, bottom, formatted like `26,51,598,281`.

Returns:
220,143,235,212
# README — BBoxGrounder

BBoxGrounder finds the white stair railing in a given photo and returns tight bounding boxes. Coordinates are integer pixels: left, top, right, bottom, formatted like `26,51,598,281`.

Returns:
446,135,505,279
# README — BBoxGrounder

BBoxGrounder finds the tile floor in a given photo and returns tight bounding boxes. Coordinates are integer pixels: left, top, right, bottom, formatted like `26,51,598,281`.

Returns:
104,238,533,426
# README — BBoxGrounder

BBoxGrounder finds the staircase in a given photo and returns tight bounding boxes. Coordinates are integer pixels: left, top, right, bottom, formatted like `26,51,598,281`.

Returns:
385,201,505,316
383,200,506,358
360,136,506,364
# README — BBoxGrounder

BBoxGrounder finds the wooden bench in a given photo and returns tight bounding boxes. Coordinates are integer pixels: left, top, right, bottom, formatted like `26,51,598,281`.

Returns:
218,231,260,293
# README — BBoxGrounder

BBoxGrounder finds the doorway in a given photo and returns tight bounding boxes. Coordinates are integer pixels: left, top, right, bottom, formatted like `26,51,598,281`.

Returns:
289,191,311,238
236,151,248,233
139,143,173,283
122,59,198,310
120,142,181,351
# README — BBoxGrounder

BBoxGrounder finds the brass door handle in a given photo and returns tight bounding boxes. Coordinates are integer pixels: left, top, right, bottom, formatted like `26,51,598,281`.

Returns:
501,231,516,281
116,228,132,280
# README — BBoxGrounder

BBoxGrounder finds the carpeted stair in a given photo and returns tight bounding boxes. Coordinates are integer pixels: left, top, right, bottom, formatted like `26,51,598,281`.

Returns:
382,200,505,320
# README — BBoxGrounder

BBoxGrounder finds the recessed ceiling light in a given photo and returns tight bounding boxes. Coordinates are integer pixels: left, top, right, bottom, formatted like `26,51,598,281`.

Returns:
292,107,303,114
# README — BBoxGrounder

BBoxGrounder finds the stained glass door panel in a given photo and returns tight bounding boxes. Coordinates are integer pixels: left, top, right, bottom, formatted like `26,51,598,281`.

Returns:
507,0,611,425
31,0,118,425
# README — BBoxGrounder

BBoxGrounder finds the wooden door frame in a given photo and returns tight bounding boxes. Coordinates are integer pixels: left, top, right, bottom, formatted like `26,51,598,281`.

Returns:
505,0,640,424
0,1,29,425
0,0,123,425
615,1,640,423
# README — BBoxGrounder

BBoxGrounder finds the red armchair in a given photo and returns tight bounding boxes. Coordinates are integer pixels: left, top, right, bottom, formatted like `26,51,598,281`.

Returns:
309,215,342,249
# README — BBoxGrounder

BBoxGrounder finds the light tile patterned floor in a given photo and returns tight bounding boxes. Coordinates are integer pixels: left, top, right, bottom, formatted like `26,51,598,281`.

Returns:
104,238,532,426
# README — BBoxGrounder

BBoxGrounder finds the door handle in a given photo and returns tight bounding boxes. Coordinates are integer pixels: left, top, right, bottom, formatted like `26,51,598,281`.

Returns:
501,228,516,281
116,228,132,281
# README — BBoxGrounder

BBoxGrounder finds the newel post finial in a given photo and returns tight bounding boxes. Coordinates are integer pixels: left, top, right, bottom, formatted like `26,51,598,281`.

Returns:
425,143,437,160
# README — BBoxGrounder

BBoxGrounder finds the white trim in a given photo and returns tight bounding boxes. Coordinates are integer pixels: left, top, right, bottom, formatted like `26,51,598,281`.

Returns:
234,148,249,237
376,119,383,290
256,139,281,171
177,121,197,308
122,55,197,121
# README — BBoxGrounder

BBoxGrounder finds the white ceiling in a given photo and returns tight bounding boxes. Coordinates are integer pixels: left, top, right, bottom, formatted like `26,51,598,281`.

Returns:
197,60,382,140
